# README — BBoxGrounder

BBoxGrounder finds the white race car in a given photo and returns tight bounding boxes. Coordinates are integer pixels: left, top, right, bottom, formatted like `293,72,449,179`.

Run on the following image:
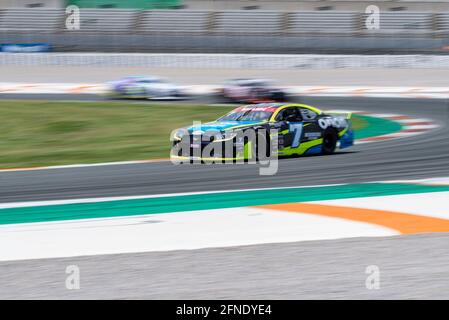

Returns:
219,78,286,103
107,76,186,100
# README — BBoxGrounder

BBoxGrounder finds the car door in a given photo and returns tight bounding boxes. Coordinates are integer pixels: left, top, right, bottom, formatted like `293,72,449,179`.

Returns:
138,79,154,97
299,107,322,142
275,107,304,149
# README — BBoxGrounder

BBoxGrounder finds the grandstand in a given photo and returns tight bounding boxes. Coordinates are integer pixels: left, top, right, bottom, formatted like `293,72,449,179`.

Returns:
0,0,181,9
0,8,62,32
213,11,283,34
2,0,449,12
286,12,358,35
139,10,210,34
67,0,181,9
0,8,447,35
70,9,138,33
184,0,449,13
1,2,449,53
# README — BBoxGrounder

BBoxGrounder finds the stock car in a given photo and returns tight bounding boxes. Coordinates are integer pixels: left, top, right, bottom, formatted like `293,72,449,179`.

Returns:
107,76,186,100
171,103,354,161
218,78,287,103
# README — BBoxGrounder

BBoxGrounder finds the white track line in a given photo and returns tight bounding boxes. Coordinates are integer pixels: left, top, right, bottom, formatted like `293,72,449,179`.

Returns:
0,207,397,261
0,183,345,209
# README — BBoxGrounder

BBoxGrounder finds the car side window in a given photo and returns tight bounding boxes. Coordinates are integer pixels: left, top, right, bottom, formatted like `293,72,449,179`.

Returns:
300,108,317,121
276,107,302,122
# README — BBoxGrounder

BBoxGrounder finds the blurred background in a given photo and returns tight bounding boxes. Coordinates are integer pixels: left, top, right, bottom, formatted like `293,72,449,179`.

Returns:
2,0,449,53
1,1,449,301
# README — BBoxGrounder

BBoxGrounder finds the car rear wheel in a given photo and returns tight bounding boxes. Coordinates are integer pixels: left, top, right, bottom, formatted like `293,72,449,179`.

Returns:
322,128,338,155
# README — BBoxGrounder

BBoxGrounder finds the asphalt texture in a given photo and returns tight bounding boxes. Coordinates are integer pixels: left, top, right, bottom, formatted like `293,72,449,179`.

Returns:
0,96,448,299
1,233,449,299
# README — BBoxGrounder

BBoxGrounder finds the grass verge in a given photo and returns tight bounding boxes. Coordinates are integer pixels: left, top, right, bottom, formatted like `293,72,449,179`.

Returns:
0,100,367,169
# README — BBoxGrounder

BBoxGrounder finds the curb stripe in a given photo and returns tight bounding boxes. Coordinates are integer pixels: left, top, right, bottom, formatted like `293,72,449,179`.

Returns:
355,111,438,143
256,203,449,234
1,182,449,225
3,83,449,99
401,128,429,133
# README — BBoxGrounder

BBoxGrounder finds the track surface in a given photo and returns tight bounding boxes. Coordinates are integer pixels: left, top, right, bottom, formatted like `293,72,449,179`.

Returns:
0,97,448,203
0,96,448,299
2,233,449,299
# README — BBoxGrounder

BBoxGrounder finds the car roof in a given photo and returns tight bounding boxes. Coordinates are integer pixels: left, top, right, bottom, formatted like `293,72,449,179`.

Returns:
230,78,272,85
235,103,323,114
239,103,284,109
123,76,161,81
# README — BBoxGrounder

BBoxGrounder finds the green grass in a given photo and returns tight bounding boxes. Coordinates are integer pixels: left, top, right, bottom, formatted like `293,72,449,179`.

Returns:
0,100,367,169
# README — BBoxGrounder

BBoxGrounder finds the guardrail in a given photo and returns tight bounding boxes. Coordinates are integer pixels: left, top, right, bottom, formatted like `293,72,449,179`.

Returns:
2,53,449,69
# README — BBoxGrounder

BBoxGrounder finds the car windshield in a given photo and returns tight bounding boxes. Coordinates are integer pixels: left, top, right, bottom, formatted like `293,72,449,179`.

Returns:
218,110,273,121
240,81,268,87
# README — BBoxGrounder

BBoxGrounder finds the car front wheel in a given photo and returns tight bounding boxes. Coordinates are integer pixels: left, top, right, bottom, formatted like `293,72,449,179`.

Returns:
322,128,338,155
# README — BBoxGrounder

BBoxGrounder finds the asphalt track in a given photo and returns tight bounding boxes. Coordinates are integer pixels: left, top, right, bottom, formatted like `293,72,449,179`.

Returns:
0,96,448,203
0,96,449,299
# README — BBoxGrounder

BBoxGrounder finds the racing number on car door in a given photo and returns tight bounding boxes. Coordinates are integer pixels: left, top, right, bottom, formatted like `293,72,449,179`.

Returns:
285,107,304,149
276,107,304,149
289,123,303,148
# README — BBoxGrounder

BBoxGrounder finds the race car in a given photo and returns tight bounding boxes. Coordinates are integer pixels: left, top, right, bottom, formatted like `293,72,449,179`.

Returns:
218,78,287,103
171,103,354,162
107,76,186,100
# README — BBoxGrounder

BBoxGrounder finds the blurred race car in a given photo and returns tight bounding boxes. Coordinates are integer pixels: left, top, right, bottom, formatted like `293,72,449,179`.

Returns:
107,76,186,100
218,78,286,103
171,103,354,162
